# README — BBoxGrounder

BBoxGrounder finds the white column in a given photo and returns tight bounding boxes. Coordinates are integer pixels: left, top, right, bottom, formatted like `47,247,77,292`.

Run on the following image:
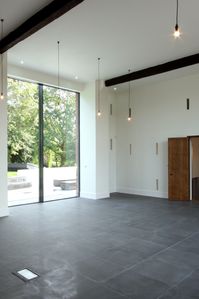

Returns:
80,80,111,199
109,91,117,193
95,80,110,198
0,52,8,217
80,81,97,198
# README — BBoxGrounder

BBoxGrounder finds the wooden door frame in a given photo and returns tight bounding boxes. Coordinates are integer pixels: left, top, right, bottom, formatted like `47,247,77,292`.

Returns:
168,135,199,201
189,135,199,201
168,137,190,201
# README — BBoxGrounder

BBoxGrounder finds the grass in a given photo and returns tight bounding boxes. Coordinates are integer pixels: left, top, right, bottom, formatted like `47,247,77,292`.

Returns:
8,171,17,177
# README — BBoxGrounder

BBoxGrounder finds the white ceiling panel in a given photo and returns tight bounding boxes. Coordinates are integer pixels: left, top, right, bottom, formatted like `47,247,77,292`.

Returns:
2,0,199,84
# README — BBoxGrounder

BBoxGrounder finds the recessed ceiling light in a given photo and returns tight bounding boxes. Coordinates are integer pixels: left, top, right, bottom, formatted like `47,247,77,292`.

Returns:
114,87,117,91
20,60,24,65
75,76,78,80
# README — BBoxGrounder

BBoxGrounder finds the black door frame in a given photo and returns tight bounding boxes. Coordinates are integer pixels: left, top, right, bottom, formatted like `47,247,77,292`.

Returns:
39,83,44,203
39,83,80,203
8,77,80,204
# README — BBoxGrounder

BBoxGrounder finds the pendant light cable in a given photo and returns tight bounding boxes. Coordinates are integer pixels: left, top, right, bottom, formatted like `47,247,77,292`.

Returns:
97,57,101,116
1,19,4,100
57,41,60,87
128,69,132,121
176,0,179,26
128,69,130,110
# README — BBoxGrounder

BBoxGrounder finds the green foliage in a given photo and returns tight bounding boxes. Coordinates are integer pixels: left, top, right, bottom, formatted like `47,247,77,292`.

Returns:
43,86,77,167
7,172,17,177
7,78,39,163
7,78,78,167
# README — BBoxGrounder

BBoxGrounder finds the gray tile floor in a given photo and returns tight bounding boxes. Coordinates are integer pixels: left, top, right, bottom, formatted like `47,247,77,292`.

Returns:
1,194,199,298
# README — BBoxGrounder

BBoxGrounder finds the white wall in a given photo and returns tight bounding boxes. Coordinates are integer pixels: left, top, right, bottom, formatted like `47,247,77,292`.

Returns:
80,81,96,198
95,82,113,198
8,63,199,201
80,81,112,199
109,90,117,193
115,72,199,198
0,53,8,217
8,64,85,92
8,64,112,201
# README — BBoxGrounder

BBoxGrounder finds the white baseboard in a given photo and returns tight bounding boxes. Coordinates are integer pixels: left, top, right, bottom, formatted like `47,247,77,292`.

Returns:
80,192,110,200
109,188,117,193
117,187,168,199
95,192,110,200
0,208,9,218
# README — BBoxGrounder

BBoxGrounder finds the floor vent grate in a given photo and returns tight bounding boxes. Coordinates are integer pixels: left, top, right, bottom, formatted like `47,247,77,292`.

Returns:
13,269,39,282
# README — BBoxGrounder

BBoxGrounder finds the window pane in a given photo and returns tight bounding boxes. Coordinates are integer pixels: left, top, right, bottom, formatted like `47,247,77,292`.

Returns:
43,86,79,201
7,78,39,206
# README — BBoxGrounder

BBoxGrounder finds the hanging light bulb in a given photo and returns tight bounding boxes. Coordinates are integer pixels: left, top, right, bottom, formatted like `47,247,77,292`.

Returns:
127,69,132,122
97,57,101,117
0,19,4,100
174,24,180,38
173,0,181,38
128,108,132,122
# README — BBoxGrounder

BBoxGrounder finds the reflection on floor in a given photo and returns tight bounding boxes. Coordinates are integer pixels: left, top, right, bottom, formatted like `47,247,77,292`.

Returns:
1,194,199,298
8,188,77,206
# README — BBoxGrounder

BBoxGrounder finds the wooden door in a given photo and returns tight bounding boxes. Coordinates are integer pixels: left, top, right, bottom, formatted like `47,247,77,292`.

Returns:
168,137,190,201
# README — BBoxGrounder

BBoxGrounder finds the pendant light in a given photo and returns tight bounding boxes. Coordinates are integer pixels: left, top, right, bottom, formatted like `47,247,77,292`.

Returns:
0,19,3,100
57,41,60,87
127,69,132,122
173,0,181,38
97,57,101,117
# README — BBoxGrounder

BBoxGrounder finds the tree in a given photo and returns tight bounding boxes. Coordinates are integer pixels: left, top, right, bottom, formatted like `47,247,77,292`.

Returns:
43,86,77,167
7,78,78,167
7,78,39,164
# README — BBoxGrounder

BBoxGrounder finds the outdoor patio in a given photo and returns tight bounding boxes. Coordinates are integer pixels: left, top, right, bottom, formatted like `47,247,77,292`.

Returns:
8,167,78,206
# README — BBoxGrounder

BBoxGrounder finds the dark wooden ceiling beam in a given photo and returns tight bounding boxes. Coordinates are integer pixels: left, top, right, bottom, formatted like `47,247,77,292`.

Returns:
105,53,199,87
0,0,85,54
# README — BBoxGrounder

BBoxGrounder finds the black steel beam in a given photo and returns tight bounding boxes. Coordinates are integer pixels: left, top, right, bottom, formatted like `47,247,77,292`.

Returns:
0,0,84,53
105,53,199,87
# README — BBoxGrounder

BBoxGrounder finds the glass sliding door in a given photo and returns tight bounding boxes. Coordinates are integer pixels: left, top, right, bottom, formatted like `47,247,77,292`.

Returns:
43,85,79,201
7,78,39,206
7,78,79,205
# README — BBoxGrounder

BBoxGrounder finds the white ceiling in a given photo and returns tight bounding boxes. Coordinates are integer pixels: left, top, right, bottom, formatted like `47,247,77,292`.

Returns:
0,0,52,36
3,0,199,85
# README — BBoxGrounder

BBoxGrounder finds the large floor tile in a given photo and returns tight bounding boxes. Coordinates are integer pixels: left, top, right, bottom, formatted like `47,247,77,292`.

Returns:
79,285,128,299
122,227,184,247
106,269,169,298
155,247,199,272
73,256,124,282
1,195,199,298
133,258,192,286
159,270,199,298
123,237,165,259
96,245,144,268
0,267,98,299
